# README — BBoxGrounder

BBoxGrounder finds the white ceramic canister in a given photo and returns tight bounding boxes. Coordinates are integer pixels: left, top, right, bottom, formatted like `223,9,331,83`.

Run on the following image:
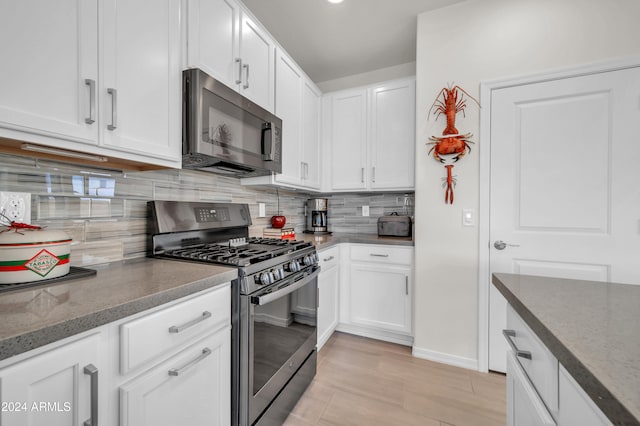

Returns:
0,227,72,284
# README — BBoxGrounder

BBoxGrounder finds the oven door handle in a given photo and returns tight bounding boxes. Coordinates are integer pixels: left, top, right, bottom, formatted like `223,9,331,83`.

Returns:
252,267,320,306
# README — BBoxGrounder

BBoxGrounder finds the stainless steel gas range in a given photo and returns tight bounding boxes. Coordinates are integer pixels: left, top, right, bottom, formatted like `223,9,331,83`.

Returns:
148,201,318,426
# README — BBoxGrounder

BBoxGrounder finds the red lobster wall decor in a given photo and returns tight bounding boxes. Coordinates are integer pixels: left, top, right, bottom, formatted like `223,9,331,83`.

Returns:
428,84,479,204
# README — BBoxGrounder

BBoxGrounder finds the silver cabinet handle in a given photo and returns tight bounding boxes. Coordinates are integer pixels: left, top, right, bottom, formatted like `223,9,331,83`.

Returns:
305,162,309,179
372,166,376,183
503,329,532,360
242,63,250,89
494,240,520,250
370,253,389,258
168,311,212,333
361,167,365,183
168,348,212,376
300,161,305,179
107,88,117,130
84,79,96,124
235,58,243,84
323,256,334,262
83,364,98,426
405,276,408,295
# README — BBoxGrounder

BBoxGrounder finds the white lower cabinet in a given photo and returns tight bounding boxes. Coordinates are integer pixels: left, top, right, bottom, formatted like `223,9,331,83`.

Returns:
0,284,231,426
0,332,104,426
317,246,340,350
506,306,613,426
507,351,556,426
338,244,413,345
120,328,230,426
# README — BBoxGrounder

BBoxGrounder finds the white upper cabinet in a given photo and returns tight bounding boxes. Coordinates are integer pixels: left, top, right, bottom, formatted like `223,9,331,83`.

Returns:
0,0,99,147
187,0,275,111
326,88,369,191
186,0,240,89
301,79,321,188
274,50,303,186
369,79,416,190
0,0,182,168
241,49,321,190
100,0,182,163
323,77,416,192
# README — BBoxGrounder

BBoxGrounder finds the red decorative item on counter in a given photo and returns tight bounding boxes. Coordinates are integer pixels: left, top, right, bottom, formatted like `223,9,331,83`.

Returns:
427,84,479,204
270,215,286,229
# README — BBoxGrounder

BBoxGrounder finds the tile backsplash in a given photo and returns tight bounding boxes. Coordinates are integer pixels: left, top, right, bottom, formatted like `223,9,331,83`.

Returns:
0,153,413,266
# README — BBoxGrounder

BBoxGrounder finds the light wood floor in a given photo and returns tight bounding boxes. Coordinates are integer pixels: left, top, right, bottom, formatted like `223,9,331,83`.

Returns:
283,332,506,426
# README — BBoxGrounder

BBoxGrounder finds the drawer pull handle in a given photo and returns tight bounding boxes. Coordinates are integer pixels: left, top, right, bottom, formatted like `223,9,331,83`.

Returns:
168,348,212,376
370,253,389,257
323,256,334,261
83,364,98,426
169,311,212,333
503,329,532,360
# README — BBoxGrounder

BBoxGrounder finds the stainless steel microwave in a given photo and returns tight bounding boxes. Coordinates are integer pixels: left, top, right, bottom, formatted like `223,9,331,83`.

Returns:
182,68,282,176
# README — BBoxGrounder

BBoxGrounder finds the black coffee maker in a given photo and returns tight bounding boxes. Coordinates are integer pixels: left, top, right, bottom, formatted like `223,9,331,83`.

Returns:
304,198,329,234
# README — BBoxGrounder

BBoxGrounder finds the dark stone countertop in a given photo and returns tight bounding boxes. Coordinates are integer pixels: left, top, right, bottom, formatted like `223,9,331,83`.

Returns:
493,273,640,425
297,232,414,250
0,258,237,362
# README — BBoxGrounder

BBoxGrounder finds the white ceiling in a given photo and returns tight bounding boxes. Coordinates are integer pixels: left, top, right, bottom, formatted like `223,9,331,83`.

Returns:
241,0,465,84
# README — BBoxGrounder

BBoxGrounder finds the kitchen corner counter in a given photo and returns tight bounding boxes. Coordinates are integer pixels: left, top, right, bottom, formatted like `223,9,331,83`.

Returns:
297,233,413,250
492,273,640,425
0,258,237,362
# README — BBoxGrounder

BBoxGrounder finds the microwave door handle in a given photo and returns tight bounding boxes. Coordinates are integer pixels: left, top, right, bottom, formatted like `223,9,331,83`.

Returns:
261,122,275,161
252,268,320,306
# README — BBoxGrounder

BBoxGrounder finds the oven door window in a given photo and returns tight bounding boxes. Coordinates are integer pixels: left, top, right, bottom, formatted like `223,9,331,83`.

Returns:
252,278,317,395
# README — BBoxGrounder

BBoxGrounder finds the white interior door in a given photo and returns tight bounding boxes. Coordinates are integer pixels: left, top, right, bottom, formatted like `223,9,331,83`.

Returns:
488,66,640,372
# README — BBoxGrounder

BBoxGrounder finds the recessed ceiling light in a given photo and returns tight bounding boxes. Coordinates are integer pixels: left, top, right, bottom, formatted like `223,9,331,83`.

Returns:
328,0,343,3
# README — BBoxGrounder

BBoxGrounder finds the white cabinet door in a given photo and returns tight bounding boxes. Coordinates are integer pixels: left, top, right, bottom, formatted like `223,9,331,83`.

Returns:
329,89,368,191
557,365,612,426
120,329,231,426
0,333,102,426
238,12,275,111
347,263,412,334
0,0,99,146
100,0,181,163
274,50,303,186
317,247,340,350
506,351,556,426
186,0,241,90
301,80,321,189
370,78,416,190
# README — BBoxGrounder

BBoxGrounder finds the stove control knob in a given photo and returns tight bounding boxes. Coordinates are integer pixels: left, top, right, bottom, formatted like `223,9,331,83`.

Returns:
273,268,285,280
260,272,273,286
302,255,313,266
286,261,300,272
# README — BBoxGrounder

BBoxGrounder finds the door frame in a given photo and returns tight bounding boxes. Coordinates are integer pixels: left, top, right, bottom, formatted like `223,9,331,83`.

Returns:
476,55,640,373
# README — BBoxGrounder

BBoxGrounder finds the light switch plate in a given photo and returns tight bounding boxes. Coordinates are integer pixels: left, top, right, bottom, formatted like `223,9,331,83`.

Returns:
462,208,475,226
258,203,266,218
0,192,31,224
362,206,370,217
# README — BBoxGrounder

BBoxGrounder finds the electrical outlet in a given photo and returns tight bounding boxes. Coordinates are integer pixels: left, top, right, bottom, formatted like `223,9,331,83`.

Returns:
362,205,370,217
258,202,266,218
0,192,31,224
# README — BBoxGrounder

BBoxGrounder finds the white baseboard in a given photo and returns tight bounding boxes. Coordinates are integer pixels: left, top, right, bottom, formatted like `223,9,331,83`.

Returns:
411,346,479,371
336,324,414,346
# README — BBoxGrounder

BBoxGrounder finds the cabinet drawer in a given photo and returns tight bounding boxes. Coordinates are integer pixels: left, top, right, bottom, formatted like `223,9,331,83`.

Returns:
120,284,230,375
506,305,558,413
318,246,339,270
349,245,412,265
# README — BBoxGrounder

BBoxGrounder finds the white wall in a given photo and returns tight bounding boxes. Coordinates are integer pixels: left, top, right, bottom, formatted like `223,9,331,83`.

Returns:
413,0,640,368
317,61,416,93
